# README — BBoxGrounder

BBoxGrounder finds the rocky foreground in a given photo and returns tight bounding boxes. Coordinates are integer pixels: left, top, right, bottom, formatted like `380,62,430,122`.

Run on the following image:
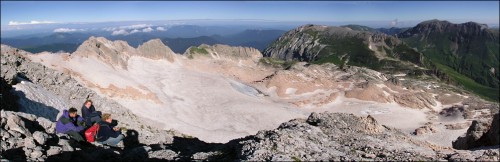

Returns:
1,110,499,161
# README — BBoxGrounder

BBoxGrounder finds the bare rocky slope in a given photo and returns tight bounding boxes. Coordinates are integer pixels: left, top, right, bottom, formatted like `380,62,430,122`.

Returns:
1,43,499,161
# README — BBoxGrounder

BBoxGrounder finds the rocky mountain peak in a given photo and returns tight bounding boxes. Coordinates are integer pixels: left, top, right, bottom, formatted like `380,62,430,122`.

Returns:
137,39,175,62
72,36,134,69
399,20,495,39
72,37,177,69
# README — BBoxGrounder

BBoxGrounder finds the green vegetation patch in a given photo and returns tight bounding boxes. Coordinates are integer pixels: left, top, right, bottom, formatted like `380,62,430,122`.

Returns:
259,57,297,69
189,46,209,55
434,63,499,102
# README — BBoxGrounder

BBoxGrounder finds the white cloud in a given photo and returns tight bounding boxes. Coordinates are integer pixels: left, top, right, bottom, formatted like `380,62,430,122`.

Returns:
130,29,140,34
119,24,151,30
111,29,129,36
103,27,117,31
53,28,85,33
390,19,398,27
8,20,57,26
106,24,158,35
156,26,166,31
142,27,153,33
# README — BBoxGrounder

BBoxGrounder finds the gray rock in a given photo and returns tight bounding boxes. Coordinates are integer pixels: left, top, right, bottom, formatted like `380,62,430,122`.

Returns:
148,150,178,160
23,147,33,157
7,130,21,138
30,150,43,159
6,114,31,136
46,146,63,156
0,141,7,151
237,112,436,161
192,152,218,160
24,137,37,149
58,139,74,152
453,113,500,149
0,117,6,127
0,128,11,140
363,153,376,158
33,131,49,145
36,117,56,133
413,124,438,135
478,113,500,146
16,112,37,122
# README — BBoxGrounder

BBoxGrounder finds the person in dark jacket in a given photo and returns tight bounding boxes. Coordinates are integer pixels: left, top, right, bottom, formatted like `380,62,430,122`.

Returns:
81,100,102,127
56,108,86,142
96,113,124,146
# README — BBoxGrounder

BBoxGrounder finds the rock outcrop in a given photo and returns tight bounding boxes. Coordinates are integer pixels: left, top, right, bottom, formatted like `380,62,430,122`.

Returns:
453,113,500,150
414,123,439,135
184,44,262,62
137,39,175,62
236,112,437,161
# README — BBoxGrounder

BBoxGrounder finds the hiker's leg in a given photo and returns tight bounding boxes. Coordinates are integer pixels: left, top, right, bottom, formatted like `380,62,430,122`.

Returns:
66,130,84,142
103,134,124,146
90,116,101,124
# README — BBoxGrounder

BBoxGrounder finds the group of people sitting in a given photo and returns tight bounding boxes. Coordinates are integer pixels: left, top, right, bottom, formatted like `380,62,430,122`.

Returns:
55,100,125,147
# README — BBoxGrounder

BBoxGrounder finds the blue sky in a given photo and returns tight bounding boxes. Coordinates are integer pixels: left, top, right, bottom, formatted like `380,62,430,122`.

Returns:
2,1,499,26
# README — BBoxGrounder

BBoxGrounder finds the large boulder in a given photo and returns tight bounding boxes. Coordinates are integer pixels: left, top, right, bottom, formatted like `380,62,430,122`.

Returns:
33,131,49,145
453,113,500,149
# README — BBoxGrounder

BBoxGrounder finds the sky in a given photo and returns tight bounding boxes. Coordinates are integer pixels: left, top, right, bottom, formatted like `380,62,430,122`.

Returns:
2,1,499,25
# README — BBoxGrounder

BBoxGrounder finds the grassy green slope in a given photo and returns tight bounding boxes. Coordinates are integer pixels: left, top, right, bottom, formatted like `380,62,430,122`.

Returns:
434,63,499,101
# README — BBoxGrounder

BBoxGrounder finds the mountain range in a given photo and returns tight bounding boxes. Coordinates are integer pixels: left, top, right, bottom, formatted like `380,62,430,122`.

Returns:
263,20,499,101
1,25,286,54
2,20,497,102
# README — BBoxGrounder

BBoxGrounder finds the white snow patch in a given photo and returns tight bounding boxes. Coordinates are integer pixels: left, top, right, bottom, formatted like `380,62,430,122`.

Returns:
393,74,407,77
285,88,298,95
375,83,386,88
12,80,68,121
229,79,261,97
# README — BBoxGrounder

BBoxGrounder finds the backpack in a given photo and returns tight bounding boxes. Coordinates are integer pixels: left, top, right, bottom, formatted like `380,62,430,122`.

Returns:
85,123,100,142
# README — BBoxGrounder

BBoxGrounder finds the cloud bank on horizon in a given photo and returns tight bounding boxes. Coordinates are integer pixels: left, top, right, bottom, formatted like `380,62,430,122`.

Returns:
8,20,57,26
1,1,498,38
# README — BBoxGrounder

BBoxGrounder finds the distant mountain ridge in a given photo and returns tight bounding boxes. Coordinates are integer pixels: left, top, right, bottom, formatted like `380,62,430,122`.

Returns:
0,26,286,54
341,24,410,35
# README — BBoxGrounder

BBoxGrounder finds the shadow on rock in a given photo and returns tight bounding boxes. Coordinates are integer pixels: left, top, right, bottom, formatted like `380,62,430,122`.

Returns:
2,147,26,161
